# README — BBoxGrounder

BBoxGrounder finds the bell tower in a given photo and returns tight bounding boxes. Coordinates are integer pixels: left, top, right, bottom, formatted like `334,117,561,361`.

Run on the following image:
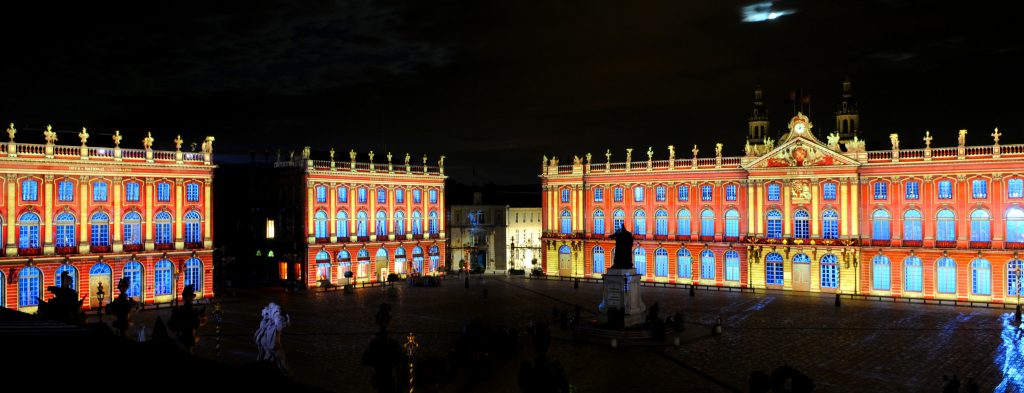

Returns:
835,77,859,143
747,86,770,145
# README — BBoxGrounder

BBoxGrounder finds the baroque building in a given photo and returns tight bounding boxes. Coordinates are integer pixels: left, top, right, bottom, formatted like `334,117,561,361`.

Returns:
540,84,1024,304
0,124,216,312
447,192,507,273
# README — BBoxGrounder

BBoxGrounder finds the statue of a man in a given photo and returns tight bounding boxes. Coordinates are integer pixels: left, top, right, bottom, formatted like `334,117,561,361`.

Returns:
889,133,900,150
958,129,967,148
79,127,89,146
6,123,15,141
608,227,634,270
113,130,122,147
44,125,58,144
668,145,675,162
143,132,154,150
715,143,723,158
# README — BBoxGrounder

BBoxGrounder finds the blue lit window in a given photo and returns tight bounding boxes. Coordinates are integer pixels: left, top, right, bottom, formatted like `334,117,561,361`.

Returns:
972,179,987,199
314,211,329,238
765,253,783,285
612,209,625,231
55,212,76,248
157,183,171,202
822,210,839,239
18,266,41,307
937,209,956,242
794,210,809,239
903,210,922,241
593,210,605,235
822,183,836,201
766,210,782,238
872,210,890,241
184,211,202,243
654,209,669,236
90,212,110,246
55,264,77,290
428,211,439,235
767,184,780,201
338,186,349,203
379,188,388,204
337,211,349,237
1008,208,1024,244
561,188,570,203
123,212,141,246
338,250,352,276
429,189,438,204
93,182,107,202
123,261,142,298
19,212,40,249
700,250,715,280
315,186,327,203
411,210,422,235
593,246,605,274
905,181,919,200
1008,259,1023,297
1010,179,1024,199
820,254,838,289
185,258,203,294
633,209,646,235
700,209,714,237
725,209,739,237
678,185,689,201
677,249,691,278
873,255,891,290
970,209,990,242
376,210,388,236
614,187,624,202
594,187,604,202
357,210,369,236
396,188,404,204
655,248,669,277
155,211,172,245
155,260,173,296
937,257,956,294
413,189,422,203
428,246,440,273
656,186,666,202
725,185,737,201
187,183,200,202
126,182,140,202
873,182,887,200
633,248,647,276
560,210,572,234
676,209,691,237
701,185,713,201
21,179,38,201
904,256,922,292
972,258,991,295
633,186,644,202
938,180,953,199
394,211,405,236
394,248,407,274
58,180,74,202
358,188,367,203
725,250,740,281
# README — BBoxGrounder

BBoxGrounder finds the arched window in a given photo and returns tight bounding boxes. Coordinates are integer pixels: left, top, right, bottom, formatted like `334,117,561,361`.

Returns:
612,209,625,231
123,212,142,246
55,264,77,290
185,259,203,295
90,212,110,247
766,209,782,238
677,249,692,278
19,212,41,249
936,257,956,294
872,210,890,241
970,209,991,242
820,254,838,289
184,211,202,244
357,249,371,277
155,259,173,296
822,209,839,239
155,211,173,245
429,211,439,235
412,247,424,273
794,210,810,239
633,209,646,235
873,255,891,290
903,210,922,241
1007,208,1024,244
1008,258,1023,297
593,210,606,236
700,209,714,238
394,211,405,236
429,246,440,272
375,210,388,237
559,245,572,271
655,209,669,236
394,247,407,274
677,209,691,237
559,210,572,234
655,248,669,277
765,253,783,285
700,249,715,280
633,247,646,276
55,212,76,248
314,211,329,239
971,258,991,295
123,261,143,299
357,210,369,237
411,210,423,235
337,211,349,237
725,209,740,238
936,209,956,242
316,251,332,282
338,250,352,276
593,246,605,274
725,250,740,281
904,256,922,292
18,266,42,307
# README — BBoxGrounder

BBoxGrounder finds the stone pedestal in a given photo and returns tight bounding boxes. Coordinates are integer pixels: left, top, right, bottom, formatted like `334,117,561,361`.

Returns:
597,268,646,327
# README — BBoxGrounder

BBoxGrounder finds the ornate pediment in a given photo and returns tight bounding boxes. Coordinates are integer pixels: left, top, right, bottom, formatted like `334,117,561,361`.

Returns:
743,129,860,170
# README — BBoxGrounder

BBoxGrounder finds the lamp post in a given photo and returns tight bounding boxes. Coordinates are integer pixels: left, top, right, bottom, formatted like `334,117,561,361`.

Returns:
95,282,106,321
1014,262,1022,322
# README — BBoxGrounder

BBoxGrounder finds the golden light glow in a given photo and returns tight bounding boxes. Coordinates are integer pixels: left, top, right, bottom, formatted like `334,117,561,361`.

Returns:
266,219,276,239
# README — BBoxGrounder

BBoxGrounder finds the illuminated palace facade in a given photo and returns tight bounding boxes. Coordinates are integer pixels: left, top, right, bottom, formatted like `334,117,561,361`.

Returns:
541,89,1024,304
270,149,447,287
0,124,216,312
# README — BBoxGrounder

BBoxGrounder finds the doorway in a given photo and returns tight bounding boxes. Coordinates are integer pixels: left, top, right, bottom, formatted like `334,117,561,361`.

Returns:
793,260,810,291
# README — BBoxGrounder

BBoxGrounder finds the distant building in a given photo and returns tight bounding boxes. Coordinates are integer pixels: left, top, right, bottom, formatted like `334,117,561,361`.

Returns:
448,192,506,273
507,207,542,271
0,124,216,312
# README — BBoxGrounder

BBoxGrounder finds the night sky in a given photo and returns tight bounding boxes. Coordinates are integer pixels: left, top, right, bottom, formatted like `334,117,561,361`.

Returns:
2,1,1021,184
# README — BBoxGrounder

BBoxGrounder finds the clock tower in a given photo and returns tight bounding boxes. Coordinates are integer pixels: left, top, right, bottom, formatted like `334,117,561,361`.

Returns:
835,77,859,143
747,86,770,145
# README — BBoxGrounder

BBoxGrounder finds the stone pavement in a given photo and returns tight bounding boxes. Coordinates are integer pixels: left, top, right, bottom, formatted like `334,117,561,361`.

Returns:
125,275,1023,392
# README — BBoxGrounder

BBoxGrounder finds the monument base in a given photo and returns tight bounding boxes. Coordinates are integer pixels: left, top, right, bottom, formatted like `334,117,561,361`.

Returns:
597,268,646,328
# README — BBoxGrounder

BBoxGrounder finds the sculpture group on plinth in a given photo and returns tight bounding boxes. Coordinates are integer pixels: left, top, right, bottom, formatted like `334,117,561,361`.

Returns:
35,270,84,325
255,302,291,375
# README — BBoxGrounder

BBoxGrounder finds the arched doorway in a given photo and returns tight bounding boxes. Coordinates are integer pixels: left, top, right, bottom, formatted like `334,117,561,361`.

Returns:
558,245,572,276
88,263,112,309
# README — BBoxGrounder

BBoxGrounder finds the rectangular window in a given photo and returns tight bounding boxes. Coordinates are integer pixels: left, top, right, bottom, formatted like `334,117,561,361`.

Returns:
395,189,404,203
358,188,368,203
58,181,74,202
874,182,887,200
125,182,140,202
633,186,644,202
157,183,171,202
21,180,38,202
656,186,666,202
315,186,327,203
429,189,438,204
823,183,836,201
725,185,737,201
678,185,689,202
938,181,953,199
594,187,604,202
187,183,201,202
767,184,780,201
972,179,987,199
338,186,349,203
413,189,422,203
1009,179,1024,199
613,187,623,202
701,185,713,202
561,189,570,203
93,182,108,202
905,181,919,200
379,188,388,204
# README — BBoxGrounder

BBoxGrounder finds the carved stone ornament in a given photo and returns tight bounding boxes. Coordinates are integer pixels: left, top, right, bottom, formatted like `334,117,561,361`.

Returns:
790,179,811,203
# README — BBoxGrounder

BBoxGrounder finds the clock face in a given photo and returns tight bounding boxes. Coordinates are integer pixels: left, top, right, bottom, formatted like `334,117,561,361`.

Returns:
795,122,806,133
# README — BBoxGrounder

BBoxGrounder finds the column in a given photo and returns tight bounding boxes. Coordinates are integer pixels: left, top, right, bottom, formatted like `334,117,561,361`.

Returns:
144,178,154,250
840,180,849,237
175,179,184,249
369,184,377,241
112,177,122,252
306,180,315,243
403,186,410,240
783,182,792,236
850,178,859,237
79,176,89,251
811,182,820,237
387,185,395,241
755,181,764,235
6,175,16,255
923,177,934,242
329,185,337,242
992,176,1004,243
570,185,577,232
438,183,446,238
203,179,212,248
43,175,54,254
747,181,755,234
349,186,357,241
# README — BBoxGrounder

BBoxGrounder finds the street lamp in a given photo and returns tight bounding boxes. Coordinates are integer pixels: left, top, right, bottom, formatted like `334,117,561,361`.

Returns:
1014,262,1022,322
95,282,105,320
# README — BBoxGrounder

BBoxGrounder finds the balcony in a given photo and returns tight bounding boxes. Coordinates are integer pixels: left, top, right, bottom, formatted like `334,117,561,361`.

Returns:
724,236,740,243
90,245,112,253
18,247,42,256
315,237,330,244
1007,242,1024,250
55,245,79,255
357,236,371,242
155,243,174,251
653,235,669,241
901,240,923,248
185,242,203,250
123,243,144,252
699,235,715,242
969,241,991,249
870,240,891,247
633,234,647,240
935,240,957,248
675,235,690,241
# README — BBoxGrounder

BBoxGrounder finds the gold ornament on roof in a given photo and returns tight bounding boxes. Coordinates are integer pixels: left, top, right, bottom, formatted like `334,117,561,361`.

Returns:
6,123,15,141
143,132,154,150
174,135,183,150
44,125,57,144
112,130,122,147
78,127,89,145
